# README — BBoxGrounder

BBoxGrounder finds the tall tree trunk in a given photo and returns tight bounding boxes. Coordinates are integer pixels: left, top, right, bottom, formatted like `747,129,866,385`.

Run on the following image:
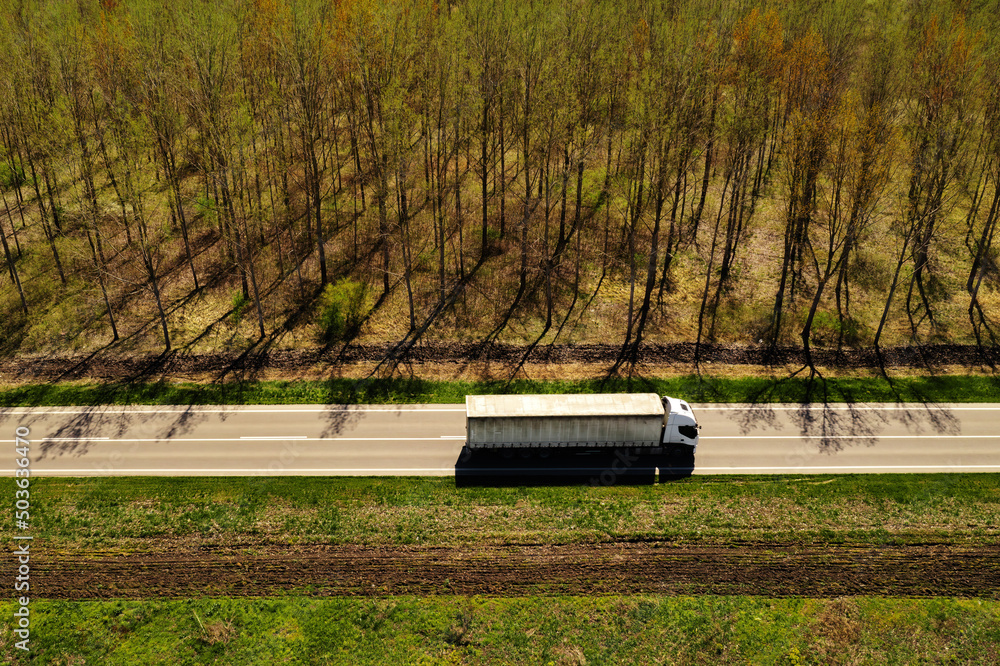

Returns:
21,145,66,284
86,229,118,340
0,192,27,314
163,138,199,290
135,200,171,352
480,96,491,260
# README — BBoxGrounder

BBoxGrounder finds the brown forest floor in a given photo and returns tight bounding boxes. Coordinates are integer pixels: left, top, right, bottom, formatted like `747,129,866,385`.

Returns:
2,342,999,386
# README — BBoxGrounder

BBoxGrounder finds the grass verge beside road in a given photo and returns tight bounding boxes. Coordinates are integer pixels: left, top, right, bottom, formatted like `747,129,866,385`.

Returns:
8,477,999,662
2,373,1000,406
20,475,1000,549
3,596,998,665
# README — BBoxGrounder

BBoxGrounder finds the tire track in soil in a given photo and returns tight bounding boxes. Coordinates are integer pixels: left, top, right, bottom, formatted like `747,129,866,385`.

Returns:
24,542,1000,599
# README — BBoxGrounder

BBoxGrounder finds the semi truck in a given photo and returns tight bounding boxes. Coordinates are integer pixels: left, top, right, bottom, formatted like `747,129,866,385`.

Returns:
455,393,699,485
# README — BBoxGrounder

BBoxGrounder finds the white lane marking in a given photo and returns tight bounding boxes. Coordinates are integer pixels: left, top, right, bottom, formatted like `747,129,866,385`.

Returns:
0,407,468,415
15,468,457,474
4,404,1000,417
700,435,1000,439
13,465,1000,475
15,434,996,443
696,465,1000,471
2,437,462,443
695,405,1000,411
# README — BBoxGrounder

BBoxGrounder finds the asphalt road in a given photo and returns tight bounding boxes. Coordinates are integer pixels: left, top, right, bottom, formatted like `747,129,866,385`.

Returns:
2,402,999,476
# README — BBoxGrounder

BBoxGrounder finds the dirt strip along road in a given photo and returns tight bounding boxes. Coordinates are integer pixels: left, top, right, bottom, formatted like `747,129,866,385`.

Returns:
20,542,1000,599
4,343,999,383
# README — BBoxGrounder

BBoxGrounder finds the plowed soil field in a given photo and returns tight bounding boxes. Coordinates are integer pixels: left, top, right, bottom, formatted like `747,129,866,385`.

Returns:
26,541,1000,599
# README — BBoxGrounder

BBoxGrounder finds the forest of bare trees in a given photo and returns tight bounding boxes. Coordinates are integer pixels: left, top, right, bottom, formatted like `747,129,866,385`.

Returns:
1,0,998,372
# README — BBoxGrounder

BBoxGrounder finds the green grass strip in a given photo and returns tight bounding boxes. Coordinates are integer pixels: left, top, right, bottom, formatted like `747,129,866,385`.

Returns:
16,475,1000,549
2,373,1000,406
2,596,998,664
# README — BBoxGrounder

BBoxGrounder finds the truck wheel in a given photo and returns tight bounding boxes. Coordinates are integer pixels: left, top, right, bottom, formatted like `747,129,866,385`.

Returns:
659,447,695,482
674,447,695,472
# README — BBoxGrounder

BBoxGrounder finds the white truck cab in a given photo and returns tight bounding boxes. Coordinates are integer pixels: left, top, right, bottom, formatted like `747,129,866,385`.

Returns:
662,396,700,451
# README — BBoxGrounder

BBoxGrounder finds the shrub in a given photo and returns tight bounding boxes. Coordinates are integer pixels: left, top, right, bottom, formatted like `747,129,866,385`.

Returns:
0,160,26,189
230,291,249,326
194,196,218,223
317,278,367,341
805,309,869,347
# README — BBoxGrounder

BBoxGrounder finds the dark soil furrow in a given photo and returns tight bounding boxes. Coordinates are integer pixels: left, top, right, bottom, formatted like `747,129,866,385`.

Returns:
23,542,1000,599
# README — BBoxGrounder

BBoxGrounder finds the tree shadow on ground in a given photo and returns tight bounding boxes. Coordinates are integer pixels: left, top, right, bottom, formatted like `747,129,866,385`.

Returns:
9,402,210,464
699,346,964,460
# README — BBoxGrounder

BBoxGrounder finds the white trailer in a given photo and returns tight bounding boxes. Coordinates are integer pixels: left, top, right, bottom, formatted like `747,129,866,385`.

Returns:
464,393,699,453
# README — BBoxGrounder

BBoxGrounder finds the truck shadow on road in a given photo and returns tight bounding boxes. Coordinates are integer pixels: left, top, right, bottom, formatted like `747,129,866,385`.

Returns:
454,447,694,487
